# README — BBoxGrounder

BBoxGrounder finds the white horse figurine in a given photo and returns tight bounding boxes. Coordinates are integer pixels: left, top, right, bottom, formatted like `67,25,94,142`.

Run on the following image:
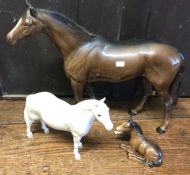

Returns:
24,92,113,160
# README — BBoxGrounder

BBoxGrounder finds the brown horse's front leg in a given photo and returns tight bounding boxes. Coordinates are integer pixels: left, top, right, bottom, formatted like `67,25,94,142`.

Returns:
129,96,148,115
71,79,84,102
121,143,134,154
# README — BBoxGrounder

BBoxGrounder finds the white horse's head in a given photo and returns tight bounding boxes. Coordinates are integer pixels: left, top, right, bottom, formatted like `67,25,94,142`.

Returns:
92,98,113,131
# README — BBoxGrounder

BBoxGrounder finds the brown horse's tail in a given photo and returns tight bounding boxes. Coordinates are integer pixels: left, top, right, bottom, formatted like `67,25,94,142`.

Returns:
170,53,185,105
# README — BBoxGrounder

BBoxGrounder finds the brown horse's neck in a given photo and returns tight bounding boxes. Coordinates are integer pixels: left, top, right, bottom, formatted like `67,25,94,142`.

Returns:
37,9,94,57
129,129,144,146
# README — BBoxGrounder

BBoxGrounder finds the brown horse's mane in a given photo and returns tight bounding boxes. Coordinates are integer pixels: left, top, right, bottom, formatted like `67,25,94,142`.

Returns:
129,120,144,136
36,8,98,39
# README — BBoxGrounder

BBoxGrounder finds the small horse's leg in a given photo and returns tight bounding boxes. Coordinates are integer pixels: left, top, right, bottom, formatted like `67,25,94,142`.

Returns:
24,108,33,139
130,79,152,115
40,120,49,134
156,91,173,133
121,143,134,154
71,79,84,102
73,136,82,160
121,143,146,163
128,152,146,164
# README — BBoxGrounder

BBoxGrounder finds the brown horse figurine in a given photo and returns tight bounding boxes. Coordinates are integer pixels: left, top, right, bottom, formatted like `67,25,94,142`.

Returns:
115,119,163,167
6,1,184,133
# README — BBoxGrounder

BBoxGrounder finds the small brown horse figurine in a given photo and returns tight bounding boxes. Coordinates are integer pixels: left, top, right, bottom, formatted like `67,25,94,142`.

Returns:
115,119,163,167
6,1,184,133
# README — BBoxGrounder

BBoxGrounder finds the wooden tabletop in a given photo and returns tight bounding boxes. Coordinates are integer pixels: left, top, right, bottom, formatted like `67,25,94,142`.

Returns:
0,98,190,175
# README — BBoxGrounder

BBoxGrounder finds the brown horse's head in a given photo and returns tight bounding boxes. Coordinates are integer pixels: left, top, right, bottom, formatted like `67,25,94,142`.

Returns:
6,1,44,45
115,119,143,136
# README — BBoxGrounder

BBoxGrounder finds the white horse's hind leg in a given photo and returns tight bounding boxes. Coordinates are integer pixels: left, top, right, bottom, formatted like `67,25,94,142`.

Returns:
73,136,82,160
41,120,49,134
24,108,33,139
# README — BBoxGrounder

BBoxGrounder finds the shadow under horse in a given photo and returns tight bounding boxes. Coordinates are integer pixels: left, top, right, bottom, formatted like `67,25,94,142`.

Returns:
6,0,184,133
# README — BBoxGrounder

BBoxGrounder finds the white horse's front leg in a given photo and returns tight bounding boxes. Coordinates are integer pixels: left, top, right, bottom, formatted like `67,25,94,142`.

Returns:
24,108,34,139
41,120,49,134
73,136,82,160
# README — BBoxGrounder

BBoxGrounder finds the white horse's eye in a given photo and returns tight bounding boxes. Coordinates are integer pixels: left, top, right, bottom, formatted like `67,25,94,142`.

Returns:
98,114,101,117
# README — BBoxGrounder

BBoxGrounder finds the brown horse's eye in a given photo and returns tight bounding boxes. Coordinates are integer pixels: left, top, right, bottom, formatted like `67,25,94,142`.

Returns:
24,22,30,27
24,23,28,27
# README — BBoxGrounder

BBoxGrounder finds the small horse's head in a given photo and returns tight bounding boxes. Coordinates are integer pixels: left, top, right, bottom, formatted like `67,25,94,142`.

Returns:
6,0,44,45
92,98,113,131
115,119,143,136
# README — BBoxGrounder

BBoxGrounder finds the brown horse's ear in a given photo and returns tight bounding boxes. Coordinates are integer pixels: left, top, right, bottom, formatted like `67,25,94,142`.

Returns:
29,7,37,18
25,0,37,18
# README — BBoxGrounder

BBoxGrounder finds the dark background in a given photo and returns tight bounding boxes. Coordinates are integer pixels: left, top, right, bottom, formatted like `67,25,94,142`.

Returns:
0,0,189,98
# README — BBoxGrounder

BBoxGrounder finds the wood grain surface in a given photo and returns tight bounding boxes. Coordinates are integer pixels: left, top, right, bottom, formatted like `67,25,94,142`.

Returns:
0,98,190,175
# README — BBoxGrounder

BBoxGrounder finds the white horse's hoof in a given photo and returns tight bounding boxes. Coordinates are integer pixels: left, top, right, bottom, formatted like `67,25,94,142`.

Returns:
79,142,83,149
27,132,33,139
75,154,81,160
44,128,50,134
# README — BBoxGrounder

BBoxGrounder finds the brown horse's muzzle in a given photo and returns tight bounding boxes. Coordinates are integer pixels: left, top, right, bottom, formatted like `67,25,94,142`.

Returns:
114,122,129,135
6,33,17,45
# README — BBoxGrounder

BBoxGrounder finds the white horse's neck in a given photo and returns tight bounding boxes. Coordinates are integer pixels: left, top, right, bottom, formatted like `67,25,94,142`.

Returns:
74,99,98,123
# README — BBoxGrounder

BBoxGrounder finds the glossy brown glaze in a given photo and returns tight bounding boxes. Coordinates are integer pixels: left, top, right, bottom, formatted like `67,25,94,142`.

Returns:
6,1,184,133
115,119,163,167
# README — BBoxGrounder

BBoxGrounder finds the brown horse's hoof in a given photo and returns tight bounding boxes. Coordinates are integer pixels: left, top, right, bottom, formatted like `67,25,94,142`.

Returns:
128,110,137,116
156,127,166,134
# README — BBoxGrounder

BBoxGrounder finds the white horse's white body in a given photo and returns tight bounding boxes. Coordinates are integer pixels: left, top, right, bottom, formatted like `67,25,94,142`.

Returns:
24,92,113,160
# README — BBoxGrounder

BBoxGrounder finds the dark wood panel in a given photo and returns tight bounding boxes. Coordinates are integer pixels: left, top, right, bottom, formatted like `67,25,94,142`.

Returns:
78,0,124,41
0,0,190,97
0,0,78,96
147,0,190,96
120,0,152,40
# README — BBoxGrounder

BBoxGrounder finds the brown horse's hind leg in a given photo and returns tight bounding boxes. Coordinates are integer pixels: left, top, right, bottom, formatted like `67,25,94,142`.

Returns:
156,91,173,133
71,79,84,102
129,79,152,115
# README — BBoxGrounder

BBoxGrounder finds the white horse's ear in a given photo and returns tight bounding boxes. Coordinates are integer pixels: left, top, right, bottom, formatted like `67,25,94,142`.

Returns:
99,97,106,103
